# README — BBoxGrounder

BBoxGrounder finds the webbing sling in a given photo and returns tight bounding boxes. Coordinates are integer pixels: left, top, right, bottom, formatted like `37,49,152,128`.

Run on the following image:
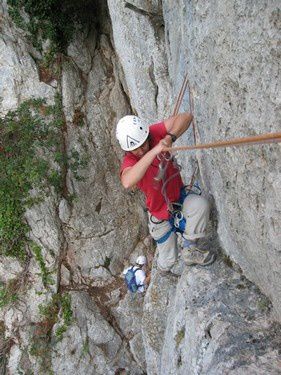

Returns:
156,227,176,244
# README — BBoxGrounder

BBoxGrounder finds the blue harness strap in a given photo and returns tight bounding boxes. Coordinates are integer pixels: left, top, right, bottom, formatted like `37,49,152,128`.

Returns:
155,187,187,245
155,184,201,245
155,226,176,244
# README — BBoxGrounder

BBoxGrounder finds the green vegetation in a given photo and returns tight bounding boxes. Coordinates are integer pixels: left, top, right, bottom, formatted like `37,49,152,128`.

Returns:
222,254,234,269
257,296,272,313
40,293,71,321
80,336,90,358
69,150,89,182
0,279,19,308
0,96,88,260
7,0,98,53
73,109,85,128
103,256,112,270
175,327,185,348
0,96,64,259
55,293,73,340
30,293,73,369
37,293,73,342
31,244,55,287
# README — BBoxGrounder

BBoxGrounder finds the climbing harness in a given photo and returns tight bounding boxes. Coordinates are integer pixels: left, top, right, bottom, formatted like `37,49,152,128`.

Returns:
154,183,202,245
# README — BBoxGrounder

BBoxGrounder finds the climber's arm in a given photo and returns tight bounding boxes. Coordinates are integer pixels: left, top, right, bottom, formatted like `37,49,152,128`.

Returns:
164,112,193,141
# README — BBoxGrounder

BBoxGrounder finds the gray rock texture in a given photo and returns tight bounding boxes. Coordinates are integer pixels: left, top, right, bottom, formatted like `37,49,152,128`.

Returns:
159,258,281,375
60,28,148,284
109,0,281,318
108,0,171,124
162,0,281,321
0,0,280,374
51,291,143,375
0,2,148,373
0,1,55,116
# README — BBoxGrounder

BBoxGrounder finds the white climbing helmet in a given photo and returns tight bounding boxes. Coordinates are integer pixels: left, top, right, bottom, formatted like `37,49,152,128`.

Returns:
136,255,147,266
116,115,149,151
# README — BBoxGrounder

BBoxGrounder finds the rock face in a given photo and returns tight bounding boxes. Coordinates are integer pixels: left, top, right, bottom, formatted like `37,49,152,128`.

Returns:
162,0,281,322
0,2,55,116
109,0,281,320
139,260,280,374
0,1,147,373
0,0,280,374
108,0,171,124
52,291,143,375
156,257,281,375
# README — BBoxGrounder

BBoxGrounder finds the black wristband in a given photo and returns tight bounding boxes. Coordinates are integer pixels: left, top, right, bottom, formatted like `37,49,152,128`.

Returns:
167,132,177,143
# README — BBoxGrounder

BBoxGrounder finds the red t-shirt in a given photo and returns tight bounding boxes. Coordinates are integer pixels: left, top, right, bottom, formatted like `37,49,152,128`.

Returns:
120,122,184,219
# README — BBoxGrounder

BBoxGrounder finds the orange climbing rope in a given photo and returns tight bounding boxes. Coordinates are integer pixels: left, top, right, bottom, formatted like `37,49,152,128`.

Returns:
166,132,281,153
172,74,197,143
171,73,198,186
171,75,281,153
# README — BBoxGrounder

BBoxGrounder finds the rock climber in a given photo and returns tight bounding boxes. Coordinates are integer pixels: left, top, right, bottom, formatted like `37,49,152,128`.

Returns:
116,113,215,276
123,255,151,293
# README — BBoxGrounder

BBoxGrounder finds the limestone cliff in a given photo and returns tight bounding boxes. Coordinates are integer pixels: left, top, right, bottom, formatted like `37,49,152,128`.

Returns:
0,0,280,374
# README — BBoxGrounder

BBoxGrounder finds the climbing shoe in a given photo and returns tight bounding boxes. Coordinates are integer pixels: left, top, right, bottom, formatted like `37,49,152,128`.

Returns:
182,247,215,266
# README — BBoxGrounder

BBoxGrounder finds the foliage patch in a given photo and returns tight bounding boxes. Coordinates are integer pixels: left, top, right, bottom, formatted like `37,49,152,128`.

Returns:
0,96,88,260
175,327,185,348
0,96,64,259
55,293,73,340
0,279,19,308
7,0,98,53
37,293,73,340
29,293,73,369
31,243,55,287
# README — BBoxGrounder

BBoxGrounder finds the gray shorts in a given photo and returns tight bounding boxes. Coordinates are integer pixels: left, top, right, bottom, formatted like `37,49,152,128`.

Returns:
148,194,210,271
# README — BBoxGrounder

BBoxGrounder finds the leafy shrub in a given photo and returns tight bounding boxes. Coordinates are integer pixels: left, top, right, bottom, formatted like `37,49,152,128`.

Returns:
0,96,64,259
7,0,98,53
0,279,19,308
32,293,73,348
174,327,185,348
28,292,71,373
0,95,88,260
55,293,73,340
31,244,55,287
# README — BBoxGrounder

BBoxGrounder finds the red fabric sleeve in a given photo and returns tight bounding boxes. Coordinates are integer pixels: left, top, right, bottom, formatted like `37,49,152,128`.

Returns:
120,153,138,175
149,121,166,143
120,121,166,176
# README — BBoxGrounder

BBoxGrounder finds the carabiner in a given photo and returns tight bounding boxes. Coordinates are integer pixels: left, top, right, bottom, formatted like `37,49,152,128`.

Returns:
174,211,184,228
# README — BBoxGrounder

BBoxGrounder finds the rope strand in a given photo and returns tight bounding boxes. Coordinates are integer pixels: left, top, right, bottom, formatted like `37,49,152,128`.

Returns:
172,74,189,116
166,132,281,152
